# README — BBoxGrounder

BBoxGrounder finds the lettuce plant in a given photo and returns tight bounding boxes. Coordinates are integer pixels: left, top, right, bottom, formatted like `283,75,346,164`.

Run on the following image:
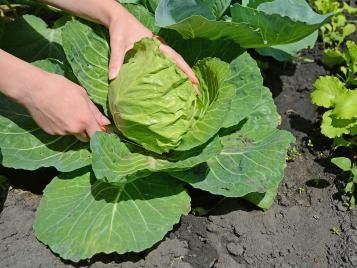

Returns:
0,0,334,262
311,41,357,139
309,0,357,67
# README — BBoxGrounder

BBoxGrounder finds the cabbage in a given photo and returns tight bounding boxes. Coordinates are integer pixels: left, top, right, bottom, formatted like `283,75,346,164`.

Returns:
109,38,198,153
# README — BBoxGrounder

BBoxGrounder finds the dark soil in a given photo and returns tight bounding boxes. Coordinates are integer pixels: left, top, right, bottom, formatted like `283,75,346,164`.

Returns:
1,43,356,268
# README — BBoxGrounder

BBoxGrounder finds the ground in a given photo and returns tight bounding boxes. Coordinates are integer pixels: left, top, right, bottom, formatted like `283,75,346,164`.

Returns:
1,43,356,268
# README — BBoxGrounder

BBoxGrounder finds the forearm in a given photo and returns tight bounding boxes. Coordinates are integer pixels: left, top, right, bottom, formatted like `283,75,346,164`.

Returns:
41,0,126,27
0,49,43,103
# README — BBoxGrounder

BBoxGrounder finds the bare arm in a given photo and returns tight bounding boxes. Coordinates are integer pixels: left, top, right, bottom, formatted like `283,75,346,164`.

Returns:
41,0,122,27
42,0,199,87
0,49,109,141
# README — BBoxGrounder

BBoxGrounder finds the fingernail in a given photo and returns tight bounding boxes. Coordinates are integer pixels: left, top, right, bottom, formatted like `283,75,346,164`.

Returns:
193,84,201,96
109,67,119,80
101,116,111,125
101,125,109,132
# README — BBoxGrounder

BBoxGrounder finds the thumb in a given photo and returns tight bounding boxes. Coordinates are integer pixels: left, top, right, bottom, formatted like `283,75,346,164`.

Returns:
108,39,126,80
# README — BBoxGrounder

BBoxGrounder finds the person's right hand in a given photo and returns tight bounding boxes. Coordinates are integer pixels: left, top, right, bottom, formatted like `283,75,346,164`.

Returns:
19,71,110,142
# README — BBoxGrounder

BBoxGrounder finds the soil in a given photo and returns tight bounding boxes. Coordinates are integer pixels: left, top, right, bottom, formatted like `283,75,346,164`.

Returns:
1,43,356,268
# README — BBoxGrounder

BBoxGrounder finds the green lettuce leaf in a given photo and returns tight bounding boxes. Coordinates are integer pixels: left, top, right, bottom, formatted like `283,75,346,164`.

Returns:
333,90,357,119
321,110,357,138
34,169,190,261
311,76,348,108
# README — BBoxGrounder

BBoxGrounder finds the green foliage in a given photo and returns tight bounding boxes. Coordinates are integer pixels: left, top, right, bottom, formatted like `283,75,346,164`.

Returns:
331,157,357,209
0,1,323,262
310,0,357,209
0,15,65,62
156,0,330,48
309,0,356,67
109,38,198,154
311,42,357,140
311,76,357,138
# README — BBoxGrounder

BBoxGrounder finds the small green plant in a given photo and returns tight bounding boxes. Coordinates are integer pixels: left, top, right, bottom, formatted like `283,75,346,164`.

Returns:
310,1,356,209
286,145,302,161
310,41,357,141
330,226,342,236
298,186,306,194
331,157,357,209
309,0,357,67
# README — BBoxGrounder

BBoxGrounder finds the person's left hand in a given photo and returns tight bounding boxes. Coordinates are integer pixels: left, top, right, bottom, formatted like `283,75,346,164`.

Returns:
107,7,200,93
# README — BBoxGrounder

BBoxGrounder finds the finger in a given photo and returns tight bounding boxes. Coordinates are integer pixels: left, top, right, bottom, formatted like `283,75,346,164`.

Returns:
87,100,111,126
159,44,201,95
109,38,126,80
74,133,90,143
85,121,103,138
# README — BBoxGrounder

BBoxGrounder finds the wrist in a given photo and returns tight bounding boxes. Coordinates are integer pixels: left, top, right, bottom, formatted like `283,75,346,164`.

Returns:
103,1,125,28
8,64,48,107
0,49,46,105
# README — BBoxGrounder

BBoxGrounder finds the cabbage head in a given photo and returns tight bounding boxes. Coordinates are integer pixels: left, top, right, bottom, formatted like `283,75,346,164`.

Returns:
109,38,198,154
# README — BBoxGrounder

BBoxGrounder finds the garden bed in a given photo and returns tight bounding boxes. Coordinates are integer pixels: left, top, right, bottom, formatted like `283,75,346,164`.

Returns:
1,42,356,268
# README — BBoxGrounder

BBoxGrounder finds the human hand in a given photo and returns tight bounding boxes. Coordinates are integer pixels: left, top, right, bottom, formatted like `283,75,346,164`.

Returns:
107,5,200,93
19,70,110,141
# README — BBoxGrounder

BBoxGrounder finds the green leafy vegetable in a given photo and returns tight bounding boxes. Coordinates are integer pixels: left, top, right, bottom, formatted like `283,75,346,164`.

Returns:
156,0,331,48
109,38,198,154
311,76,357,138
0,15,65,62
0,2,302,261
331,157,357,209
34,169,191,261
62,20,110,113
0,60,91,172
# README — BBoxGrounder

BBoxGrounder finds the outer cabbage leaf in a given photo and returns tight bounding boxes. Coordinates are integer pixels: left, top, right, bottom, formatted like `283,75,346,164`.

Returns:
160,30,244,66
90,132,223,184
175,58,236,151
0,15,65,62
124,4,160,33
62,20,110,113
143,0,161,12
256,31,318,61
201,0,232,19
173,127,293,209
0,59,91,172
32,59,65,76
156,0,331,48
34,169,190,261
109,38,197,154
172,52,294,210
223,52,279,129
